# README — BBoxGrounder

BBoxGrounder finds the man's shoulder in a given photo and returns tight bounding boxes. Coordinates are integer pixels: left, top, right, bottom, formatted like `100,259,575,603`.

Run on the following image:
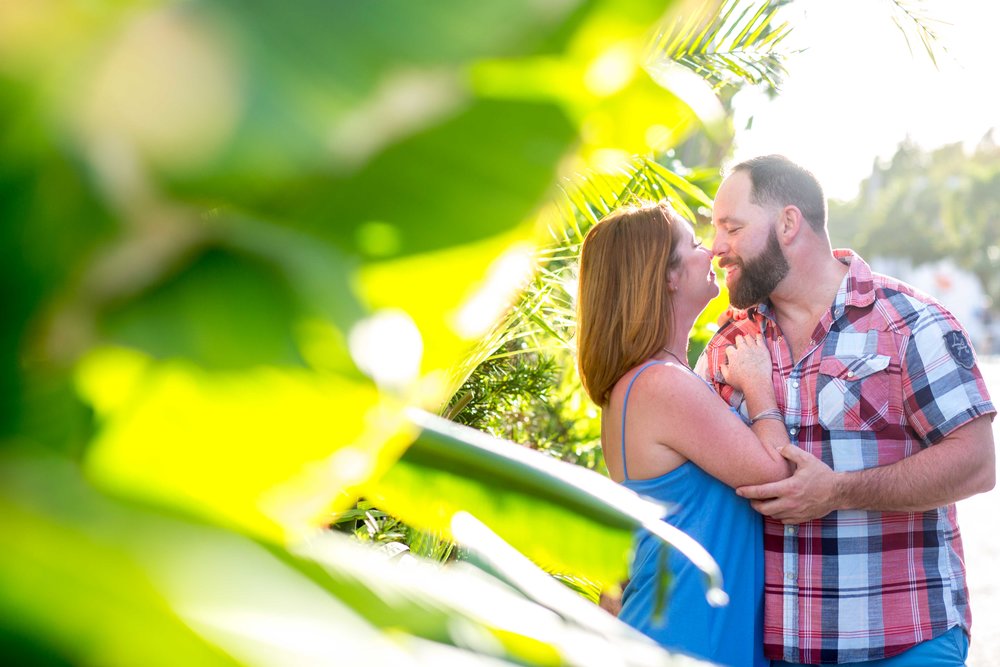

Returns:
869,270,933,304
867,271,964,331
839,251,956,324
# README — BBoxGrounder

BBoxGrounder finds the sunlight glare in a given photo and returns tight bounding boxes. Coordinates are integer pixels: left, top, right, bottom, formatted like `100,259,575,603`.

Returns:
348,309,423,389
729,0,1000,201
454,244,534,338
584,45,635,96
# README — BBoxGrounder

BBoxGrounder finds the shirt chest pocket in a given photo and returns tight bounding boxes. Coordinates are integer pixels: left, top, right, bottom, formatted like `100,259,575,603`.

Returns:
817,354,892,431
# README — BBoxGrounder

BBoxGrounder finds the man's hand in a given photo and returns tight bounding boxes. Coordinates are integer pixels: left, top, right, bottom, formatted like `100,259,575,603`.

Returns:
736,445,840,524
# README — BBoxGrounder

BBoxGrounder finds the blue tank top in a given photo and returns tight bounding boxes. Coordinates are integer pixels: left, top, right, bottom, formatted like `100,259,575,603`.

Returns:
616,361,767,667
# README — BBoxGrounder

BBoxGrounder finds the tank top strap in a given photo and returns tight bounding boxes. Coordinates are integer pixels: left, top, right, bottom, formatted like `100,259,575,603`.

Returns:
620,360,664,481
693,372,714,392
620,360,744,480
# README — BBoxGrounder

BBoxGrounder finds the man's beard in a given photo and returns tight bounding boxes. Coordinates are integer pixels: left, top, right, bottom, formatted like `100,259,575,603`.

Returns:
725,226,789,309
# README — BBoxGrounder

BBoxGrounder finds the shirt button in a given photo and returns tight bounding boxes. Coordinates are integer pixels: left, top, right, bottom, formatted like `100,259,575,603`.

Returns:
846,371,855,378
786,525,797,535
809,339,815,345
792,381,800,388
789,427,797,435
786,572,797,581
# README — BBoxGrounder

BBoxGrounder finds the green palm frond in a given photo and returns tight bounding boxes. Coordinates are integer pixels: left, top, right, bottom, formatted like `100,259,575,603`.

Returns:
463,156,712,368
539,156,715,343
646,0,797,94
442,156,715,434
556,157,713,248
886,0,946,68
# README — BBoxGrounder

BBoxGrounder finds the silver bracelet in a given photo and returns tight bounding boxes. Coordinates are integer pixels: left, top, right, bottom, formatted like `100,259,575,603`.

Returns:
751,408,783,424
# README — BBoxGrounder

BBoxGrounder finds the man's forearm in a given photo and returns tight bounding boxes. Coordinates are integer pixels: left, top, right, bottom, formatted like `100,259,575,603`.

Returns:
833,416,996,512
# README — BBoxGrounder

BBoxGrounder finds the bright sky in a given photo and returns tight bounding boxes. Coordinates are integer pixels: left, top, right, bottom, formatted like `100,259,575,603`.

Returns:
729,0,1000,201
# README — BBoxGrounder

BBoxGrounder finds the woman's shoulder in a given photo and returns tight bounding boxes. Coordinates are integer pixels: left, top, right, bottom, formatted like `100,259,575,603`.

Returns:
609,359,707,406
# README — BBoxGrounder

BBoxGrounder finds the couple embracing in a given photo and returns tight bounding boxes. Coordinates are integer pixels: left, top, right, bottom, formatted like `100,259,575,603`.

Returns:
576,155,996,666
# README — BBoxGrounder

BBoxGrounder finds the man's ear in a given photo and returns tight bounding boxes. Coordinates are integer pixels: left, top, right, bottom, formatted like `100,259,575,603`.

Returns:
778,205,804,243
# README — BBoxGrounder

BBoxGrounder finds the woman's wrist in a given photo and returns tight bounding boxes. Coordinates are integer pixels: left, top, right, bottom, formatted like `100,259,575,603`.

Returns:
750,407,784,424
741,386,778,413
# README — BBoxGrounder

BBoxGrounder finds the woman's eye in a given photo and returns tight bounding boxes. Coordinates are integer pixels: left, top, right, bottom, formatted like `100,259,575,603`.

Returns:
694,237,703,247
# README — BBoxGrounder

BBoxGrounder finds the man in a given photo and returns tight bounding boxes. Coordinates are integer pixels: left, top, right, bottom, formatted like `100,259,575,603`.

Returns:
698,155,996,665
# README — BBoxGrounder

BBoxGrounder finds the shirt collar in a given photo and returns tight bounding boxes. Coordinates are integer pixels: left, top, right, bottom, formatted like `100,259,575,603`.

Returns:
736,248,875,325
831,248,876,317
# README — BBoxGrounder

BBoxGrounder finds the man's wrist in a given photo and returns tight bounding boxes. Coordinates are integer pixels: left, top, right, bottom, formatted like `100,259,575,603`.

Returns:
828,469,850,512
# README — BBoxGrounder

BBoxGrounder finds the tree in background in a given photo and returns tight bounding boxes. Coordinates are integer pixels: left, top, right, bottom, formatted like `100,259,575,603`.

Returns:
830,134,1000,316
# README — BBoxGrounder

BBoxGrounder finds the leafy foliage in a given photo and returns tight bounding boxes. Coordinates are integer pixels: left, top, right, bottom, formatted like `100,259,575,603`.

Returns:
0,0,797,663
830,135,1000,311
885,0,947,67
646,0,796,94
449,155,729,405
446,349,603,466
332,501,456,563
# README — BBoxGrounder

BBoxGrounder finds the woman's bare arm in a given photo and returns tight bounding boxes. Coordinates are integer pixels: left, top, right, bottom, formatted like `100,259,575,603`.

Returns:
624,339,791,488
721,334,792,469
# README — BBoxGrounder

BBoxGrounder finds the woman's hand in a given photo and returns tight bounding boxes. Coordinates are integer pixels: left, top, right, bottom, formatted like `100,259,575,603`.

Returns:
719,334,772,394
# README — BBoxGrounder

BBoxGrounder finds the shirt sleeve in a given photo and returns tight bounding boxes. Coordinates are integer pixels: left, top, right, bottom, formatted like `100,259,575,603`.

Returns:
696,318,761,408
901,300,996,445
693,349,713,383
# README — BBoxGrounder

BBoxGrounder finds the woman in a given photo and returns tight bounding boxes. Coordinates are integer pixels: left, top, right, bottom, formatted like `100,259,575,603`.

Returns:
576,202,791,667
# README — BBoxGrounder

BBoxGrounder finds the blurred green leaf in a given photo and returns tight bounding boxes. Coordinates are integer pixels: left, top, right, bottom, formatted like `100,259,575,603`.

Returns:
358,229,537,391
2,450,699,667
367,411,725,598
77,347,412,541
0,75,117,438
0,0,803,662
80,0,600,186
102,248,303,369
176,98,577,260
290,529,690,667
0,453,241,667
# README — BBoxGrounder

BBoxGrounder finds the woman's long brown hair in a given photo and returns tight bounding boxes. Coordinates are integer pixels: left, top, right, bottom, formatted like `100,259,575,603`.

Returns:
576,202,682,405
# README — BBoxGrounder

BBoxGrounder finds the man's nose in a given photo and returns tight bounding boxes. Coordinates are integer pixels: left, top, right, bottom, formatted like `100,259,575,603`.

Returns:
711,234,726,257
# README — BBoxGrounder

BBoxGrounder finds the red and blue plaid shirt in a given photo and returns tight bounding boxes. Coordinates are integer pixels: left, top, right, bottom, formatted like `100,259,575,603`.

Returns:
698,250,995,663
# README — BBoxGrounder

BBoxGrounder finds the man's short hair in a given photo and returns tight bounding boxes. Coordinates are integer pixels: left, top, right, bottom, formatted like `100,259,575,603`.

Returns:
732,155,827,232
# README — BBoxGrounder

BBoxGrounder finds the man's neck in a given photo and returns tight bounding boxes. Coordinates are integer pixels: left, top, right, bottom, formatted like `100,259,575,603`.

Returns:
770,253,848,328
